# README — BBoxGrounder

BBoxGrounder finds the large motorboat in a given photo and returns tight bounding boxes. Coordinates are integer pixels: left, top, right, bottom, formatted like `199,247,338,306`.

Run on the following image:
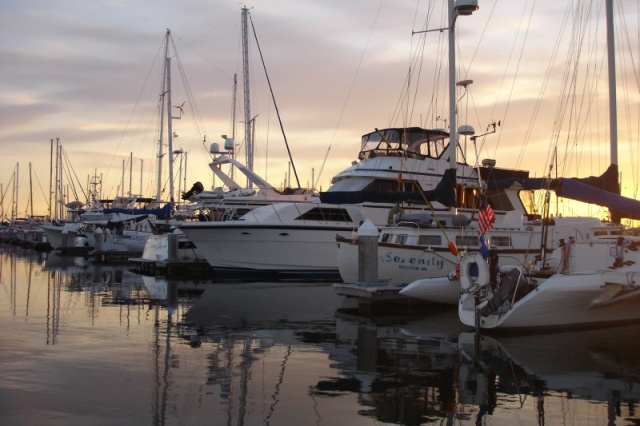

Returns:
178,126,522,276
337,169,626,286
399,216,626,305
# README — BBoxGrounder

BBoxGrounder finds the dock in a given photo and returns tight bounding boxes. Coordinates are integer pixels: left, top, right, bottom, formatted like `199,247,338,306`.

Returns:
334,282,406,301
93,250,143,263
129,257,214,278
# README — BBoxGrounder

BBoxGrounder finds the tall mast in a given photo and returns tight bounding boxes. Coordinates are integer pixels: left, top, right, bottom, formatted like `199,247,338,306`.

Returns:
54,140,59,219
14,163,19,220
49,139,53,220
29,162,33,218
166,51,175,204
448,0,457,177
231,73,238,181
156,30,170,202
129,152,133,197
606,0,618,169
241,6,253,181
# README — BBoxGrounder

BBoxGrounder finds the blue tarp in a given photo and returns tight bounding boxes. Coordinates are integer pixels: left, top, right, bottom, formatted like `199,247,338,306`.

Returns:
101,203,173,219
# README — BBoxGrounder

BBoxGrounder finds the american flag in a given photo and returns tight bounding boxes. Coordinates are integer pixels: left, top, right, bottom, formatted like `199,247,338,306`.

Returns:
478,193,495,235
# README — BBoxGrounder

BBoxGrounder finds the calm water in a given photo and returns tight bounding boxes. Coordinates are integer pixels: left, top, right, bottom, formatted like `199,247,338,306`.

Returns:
2,245,640,426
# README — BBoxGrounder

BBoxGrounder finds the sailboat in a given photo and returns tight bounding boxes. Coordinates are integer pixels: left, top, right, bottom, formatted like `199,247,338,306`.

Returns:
136,7,318,268
457,0,640,330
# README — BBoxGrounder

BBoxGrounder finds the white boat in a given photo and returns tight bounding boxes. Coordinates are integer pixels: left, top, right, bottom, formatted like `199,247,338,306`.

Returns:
396,217,625,304
338,194,627,285
455,0,640,330
458,235,640,329
141,10,317,266
178,123,512,276
177,1,489,277
179,202,369,276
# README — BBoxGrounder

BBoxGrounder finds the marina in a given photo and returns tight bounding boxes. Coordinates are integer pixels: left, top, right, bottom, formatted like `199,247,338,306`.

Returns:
2,244,640,425
2,1,640,423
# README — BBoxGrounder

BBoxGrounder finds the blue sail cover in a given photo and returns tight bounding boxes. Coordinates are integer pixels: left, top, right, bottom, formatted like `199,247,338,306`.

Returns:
102,203,173,220
490,165,640,220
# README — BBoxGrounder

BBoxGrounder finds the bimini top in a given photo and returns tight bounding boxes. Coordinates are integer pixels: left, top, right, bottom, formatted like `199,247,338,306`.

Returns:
357,127,450,161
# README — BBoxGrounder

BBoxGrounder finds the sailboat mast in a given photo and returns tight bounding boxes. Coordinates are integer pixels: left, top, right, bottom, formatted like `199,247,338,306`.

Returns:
14,163,19,220
157,30,170,202
54,139,60,220
241,7,253,183
606,0,618,168
29,162,33,218
231,73,238,181
166,53,175,204
49,139,53,220
448,0,457,179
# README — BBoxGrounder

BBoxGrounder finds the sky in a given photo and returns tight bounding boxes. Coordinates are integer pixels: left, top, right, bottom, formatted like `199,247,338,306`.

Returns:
1,0,639,223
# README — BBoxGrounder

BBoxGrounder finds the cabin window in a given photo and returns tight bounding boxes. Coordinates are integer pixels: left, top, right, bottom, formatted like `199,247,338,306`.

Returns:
380,233,391,243
364,179,398,192
295,207,353,222
491,236,512,247
395,234,408,245
486,188,514,211
364,178,422,192
456,235,479,247
418,235,442,246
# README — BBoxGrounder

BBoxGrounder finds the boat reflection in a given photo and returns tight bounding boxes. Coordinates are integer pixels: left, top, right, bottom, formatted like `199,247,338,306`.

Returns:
5,246,638,425
458,326,640,422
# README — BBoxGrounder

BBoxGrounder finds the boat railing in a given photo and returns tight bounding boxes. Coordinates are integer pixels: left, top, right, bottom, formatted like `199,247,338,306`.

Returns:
358,148,428,161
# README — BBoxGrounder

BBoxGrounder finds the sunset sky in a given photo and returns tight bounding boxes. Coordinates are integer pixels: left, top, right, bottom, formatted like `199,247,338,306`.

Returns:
1,0,638,223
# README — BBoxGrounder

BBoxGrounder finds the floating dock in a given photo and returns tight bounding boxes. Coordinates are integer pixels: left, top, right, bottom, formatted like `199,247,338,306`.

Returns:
129,257,214,278
93,250,143,263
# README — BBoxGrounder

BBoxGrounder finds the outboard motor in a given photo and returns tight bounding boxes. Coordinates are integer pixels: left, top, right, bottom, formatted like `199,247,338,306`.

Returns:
182,181,204,200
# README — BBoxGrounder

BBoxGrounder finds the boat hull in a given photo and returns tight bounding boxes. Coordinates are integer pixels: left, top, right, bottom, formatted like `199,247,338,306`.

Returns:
459,272,640,329
181,223,357,273
400,276,461,305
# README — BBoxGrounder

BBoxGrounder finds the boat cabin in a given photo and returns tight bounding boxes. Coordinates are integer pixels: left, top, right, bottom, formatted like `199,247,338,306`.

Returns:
357,127,449,161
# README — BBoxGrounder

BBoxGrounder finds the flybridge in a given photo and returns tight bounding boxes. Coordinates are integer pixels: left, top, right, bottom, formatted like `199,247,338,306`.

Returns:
358,127,450,161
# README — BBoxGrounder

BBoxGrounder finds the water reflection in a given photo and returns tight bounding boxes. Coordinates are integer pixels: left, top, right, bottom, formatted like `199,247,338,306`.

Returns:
1,246,639,425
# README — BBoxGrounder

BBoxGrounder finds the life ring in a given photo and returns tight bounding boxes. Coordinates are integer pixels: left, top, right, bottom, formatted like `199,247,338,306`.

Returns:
460,252,490,291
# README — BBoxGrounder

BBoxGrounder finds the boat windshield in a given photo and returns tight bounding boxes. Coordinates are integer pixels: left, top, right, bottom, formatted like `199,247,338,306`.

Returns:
358,127,449,160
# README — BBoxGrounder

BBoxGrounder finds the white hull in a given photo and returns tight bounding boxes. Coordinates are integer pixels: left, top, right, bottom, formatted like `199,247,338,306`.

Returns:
42,223,82,249
182,223,356,272
337,239,455,284
458,238,640,330
179,202,401,273
400,276,461,305
338,217,622,285
460,273,640,329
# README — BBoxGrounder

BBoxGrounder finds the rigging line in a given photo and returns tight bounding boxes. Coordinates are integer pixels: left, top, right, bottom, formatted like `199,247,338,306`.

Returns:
103,33,166,193
60,148,86,202
315,0,385,188
616,0,640,197
556,1,595,179
483,1,527,161
171,11,239,81
170,38,211,162
391,0,435,128
515,4,571,174
248,13,301,189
